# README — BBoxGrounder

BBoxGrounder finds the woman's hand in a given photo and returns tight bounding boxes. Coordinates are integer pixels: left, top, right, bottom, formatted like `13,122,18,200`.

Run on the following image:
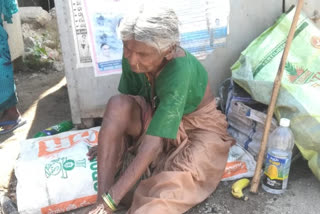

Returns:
88,203,113,214
87,145,98,161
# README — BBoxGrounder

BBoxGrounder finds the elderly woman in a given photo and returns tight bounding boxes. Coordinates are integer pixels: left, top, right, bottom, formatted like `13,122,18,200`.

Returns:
0,0,25,134
89,4,234,214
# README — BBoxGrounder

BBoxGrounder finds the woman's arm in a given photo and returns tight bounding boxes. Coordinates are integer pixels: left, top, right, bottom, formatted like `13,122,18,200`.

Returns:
107,134,162,205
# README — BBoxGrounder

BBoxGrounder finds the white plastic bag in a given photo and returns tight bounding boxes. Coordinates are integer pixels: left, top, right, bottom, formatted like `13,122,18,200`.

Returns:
15,127,100,214
222,144,256,181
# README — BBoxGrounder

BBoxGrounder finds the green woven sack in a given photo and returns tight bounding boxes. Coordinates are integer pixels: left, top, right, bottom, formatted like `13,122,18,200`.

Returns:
231,7,320,180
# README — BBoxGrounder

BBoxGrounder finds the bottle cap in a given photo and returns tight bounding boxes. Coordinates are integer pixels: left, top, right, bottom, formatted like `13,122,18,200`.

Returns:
280,118,290,127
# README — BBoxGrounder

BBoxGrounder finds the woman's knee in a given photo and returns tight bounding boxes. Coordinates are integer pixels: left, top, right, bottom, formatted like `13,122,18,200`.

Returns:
105,95,135,115
103,95,142,127
102,95,142,137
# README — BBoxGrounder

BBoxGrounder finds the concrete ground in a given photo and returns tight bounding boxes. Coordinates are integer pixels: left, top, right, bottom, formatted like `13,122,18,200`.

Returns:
1,69,320,214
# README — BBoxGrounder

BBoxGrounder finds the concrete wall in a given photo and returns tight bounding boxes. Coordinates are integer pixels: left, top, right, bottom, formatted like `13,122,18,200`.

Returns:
57,0,320,124
7,0,320,125
56,0,285,125
286,0,320,28
204,0,319,96
202,0,283,95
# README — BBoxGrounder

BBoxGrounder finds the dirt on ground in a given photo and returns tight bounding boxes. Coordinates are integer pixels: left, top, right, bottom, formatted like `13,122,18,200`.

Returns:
0,67,71,213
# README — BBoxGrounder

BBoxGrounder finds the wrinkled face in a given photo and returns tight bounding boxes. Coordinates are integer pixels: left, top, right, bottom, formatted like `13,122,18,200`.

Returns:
123,40,168,74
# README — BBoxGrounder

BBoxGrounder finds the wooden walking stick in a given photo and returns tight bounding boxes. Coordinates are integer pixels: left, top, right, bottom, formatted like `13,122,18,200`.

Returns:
250,0,304,193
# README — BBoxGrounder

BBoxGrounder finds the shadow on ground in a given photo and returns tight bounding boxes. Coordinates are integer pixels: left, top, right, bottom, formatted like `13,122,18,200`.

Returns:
0,68,71,191
15,68,71,139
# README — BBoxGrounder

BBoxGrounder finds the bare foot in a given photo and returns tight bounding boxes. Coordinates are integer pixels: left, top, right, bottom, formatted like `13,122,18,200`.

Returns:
0,106,23,133
87,145,98,160
88,203,112,214
0,106,20,121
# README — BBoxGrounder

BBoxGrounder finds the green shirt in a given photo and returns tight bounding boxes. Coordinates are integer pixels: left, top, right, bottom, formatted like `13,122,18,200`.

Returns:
118,50,208,139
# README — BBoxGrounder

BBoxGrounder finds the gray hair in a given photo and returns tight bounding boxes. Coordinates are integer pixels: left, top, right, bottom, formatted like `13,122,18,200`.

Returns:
118,4,180,52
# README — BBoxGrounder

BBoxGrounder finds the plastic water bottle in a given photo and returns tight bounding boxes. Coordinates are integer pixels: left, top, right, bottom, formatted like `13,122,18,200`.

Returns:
33,120,74,138
262,118,294,194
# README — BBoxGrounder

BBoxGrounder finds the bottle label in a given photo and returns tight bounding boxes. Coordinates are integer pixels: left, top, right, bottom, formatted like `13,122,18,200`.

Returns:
263,152,291,190
43,128,59,136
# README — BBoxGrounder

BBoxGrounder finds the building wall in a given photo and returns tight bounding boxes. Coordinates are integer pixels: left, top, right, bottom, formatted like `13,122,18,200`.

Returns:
202,0,283,95
56,0,319,124
205,0,319,96
286,0,320,29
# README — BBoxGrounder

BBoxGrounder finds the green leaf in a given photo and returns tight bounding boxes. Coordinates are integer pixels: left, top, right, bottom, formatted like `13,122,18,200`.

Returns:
285,62,297,75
